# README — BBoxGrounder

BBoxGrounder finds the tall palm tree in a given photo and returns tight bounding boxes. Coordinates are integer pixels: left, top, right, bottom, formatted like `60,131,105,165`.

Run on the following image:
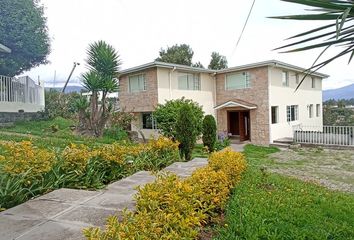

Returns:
272,0,354,86
81,41,121,136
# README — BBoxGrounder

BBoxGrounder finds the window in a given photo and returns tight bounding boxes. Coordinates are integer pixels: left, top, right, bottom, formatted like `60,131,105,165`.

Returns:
129,74,146,92
225,72,250,90
142,112,157,129
295,73,300,84
271,106,279,124
286,105,298,122
311,77,316,88
316,104,321,117
282,71,289,86
309,104,314,118
178,72,200,90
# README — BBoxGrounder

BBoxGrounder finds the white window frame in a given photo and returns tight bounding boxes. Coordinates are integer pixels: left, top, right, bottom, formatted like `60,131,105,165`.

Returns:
282,71,289,87
286,105,298,122
309,104,314,118
177,72,200,91
271,106,279,124
316,104,321,117
141,112,157,129
225,72,250,90
129,74,146,93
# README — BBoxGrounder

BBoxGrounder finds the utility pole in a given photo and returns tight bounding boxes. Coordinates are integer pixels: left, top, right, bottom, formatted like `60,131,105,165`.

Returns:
62,62,80,93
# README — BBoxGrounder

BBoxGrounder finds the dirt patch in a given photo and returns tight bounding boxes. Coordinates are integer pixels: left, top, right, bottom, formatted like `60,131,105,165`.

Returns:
269,148,354,192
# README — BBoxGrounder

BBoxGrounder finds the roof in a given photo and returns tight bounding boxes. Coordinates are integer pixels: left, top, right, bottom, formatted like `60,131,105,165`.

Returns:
0,43,11,53
214,99,258,110
119,60,329,78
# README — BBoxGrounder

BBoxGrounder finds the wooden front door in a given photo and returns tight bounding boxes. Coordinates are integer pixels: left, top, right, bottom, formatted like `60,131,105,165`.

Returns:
239,111,250,141
228,112,240,135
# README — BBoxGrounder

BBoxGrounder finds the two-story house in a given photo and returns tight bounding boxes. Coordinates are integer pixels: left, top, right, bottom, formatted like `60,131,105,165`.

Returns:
118,60,328,145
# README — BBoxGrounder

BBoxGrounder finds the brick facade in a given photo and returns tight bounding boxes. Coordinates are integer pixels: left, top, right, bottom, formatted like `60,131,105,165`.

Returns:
215,67,270,145
119,67,158,112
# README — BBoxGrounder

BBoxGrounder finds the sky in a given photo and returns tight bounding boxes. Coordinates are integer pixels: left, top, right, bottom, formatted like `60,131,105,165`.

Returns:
24,0,354,90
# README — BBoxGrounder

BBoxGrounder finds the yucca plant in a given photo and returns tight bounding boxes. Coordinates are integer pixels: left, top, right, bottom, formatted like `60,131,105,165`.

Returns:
272,0,354,88
81,41,121,136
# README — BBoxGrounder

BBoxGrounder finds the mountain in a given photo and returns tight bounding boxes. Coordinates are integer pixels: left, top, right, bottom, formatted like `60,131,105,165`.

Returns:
323,83,354,101
45,86,84,93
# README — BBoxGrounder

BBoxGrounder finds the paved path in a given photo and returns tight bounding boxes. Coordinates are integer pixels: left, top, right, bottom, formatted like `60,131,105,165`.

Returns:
0,158,208,240
231,143,246,152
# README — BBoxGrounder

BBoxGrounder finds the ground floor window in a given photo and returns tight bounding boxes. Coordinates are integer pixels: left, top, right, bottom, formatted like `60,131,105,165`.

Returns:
271,106,278,124
309,104,314,118
316,104,321,117
286,105,298,122
142,112,157,129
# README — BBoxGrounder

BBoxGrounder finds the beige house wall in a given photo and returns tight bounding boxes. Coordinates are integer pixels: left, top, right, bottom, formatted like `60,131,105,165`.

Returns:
215,67,270,145
157,68,216,117
269,67,323,142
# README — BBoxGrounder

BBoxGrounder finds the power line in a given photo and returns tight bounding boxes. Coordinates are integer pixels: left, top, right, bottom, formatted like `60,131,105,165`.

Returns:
231,0,256,57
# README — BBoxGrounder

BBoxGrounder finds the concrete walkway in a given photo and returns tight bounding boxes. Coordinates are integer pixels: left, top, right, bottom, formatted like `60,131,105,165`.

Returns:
231,143,246,152
0,158,208,240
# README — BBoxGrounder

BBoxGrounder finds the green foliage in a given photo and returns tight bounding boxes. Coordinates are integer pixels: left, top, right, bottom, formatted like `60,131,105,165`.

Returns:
110,108,136,131
208,52,228,70
273,1,354,77
156,43,194,66
202,115,217,152
192,61,205,68
103,126,128,141
215,145,354,239
154,97,204,140
45,90,82,119
176,104,200,161
0,0,50,76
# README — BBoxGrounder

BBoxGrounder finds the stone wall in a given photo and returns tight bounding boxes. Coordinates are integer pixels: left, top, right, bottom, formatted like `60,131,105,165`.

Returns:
215,67,270,145
119,67,158,112
0,112,47,125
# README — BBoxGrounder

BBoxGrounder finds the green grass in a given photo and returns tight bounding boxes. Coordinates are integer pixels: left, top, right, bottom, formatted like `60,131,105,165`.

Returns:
192,144,209,159
214,144,354,240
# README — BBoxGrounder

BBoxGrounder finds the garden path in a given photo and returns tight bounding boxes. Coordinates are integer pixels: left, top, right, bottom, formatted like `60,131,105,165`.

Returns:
0,158,208,240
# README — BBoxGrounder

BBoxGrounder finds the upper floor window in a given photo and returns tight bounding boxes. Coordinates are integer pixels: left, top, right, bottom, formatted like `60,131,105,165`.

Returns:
309,104,314,118
178,72,200,90
142,112,157,129
282,71,289,87
287,105,298,122
225,72,250,90
316,104,321,117
129,74,146,93
311,77,316,88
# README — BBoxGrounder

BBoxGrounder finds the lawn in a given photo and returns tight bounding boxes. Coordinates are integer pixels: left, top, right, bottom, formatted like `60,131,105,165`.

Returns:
214,145,354,239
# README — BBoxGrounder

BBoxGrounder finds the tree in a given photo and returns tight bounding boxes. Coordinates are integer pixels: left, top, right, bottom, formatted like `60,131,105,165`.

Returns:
78,41,121,137
192,61,205,68
156,44,194,66
208,52,228,70
0,0,50,76
153,97,204,140
273,1,354,85
176,104,199,161
202,115,217,152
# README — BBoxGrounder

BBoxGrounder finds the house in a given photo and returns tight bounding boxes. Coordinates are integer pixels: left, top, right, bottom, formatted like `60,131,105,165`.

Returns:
118,60,328,145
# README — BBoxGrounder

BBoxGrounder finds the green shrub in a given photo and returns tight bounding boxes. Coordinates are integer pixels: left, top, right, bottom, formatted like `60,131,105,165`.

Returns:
176,104,199,161
154,97,204,140
103,126,128,141
202,115,217,152
45,90,82,119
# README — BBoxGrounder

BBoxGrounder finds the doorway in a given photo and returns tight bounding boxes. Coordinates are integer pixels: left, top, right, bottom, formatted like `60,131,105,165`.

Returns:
227,111,250,141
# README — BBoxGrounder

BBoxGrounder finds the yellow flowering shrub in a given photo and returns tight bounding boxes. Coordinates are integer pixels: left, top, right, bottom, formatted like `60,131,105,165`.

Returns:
61,143,98,172
98,143,144,165
0,141,55,176
83,149,247,239
209,147,247,185
146,137,179,152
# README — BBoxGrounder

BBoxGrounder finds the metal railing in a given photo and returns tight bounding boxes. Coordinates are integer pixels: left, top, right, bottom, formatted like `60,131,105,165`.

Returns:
0,75,43,105
293,125,354,146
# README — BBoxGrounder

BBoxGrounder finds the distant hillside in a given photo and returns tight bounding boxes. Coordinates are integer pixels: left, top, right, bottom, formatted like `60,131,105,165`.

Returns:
323,83,354,101
45,86,84,93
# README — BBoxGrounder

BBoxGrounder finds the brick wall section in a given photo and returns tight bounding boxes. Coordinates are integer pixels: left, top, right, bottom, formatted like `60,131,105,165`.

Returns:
119,67,158,112
215,67,270,145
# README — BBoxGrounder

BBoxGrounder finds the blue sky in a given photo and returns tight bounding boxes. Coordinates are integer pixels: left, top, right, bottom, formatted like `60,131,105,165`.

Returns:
25,0,354,90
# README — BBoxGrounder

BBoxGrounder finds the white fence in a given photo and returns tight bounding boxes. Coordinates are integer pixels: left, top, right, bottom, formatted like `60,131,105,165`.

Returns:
0,75,44,112
293,125,354,146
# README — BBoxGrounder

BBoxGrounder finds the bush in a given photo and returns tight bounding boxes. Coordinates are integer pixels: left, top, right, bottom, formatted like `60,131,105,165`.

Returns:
154,97,204,140
83,149,247,239
110,108,136,131
176,104,199,161
202,115,217,152
45,90,82,119
103,126,128,141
